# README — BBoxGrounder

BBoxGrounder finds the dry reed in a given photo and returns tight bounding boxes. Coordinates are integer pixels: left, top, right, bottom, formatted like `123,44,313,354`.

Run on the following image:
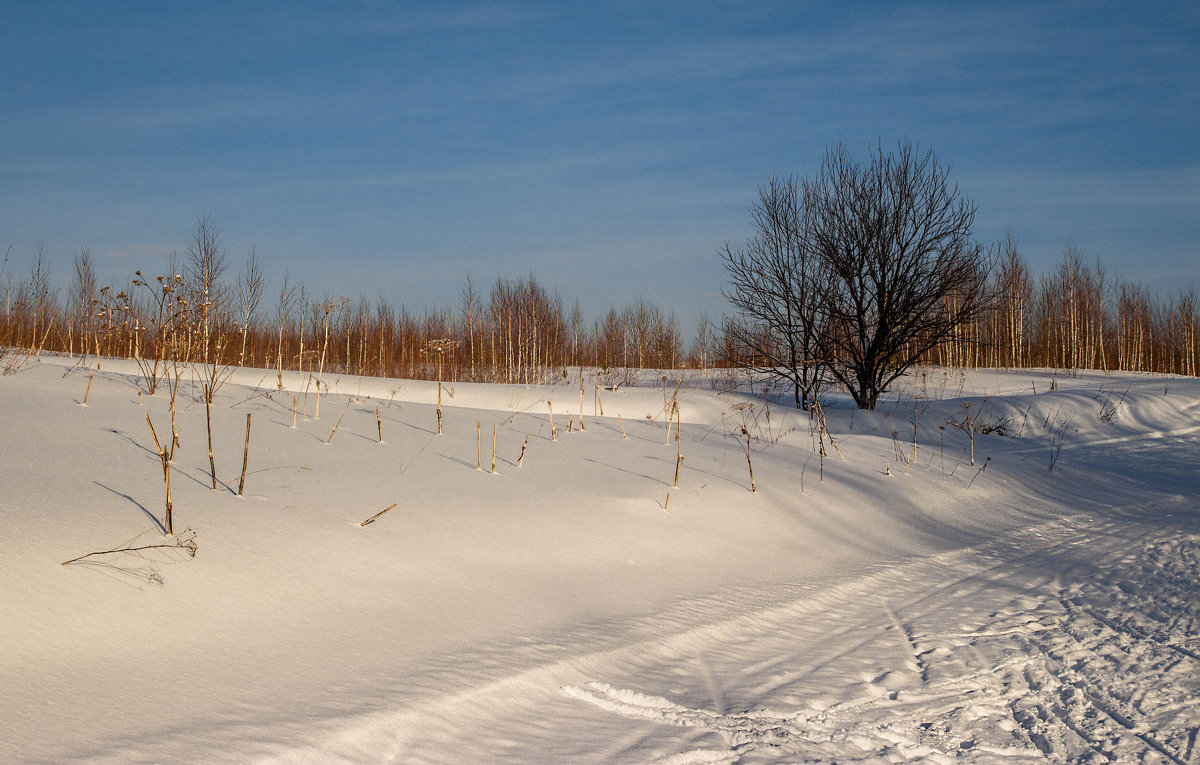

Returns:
238,413,252,496
360,503,397,526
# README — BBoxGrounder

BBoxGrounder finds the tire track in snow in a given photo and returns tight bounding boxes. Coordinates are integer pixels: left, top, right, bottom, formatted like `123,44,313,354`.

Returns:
558,511,1199,763
249,515,1097,763
239,505,1197,763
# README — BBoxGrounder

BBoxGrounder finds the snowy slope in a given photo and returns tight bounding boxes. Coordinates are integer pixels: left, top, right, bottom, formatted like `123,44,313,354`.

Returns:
0,358,1196,763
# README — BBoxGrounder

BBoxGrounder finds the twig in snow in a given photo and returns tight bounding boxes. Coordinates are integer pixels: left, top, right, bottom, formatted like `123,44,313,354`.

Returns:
359,503,397,526
966,457,990,489
62,529,197,571
326,398,351,444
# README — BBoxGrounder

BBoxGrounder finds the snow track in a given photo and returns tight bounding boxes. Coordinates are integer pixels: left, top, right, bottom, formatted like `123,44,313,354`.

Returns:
374,504,1198,763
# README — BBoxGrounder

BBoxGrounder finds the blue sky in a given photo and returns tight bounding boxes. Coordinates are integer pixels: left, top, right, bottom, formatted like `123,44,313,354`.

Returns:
2,1,1197,328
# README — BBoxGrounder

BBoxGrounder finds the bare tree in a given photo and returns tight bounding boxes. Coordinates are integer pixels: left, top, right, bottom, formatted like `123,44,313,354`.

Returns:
990,234,1032,368
187,216,233,492
72,246,97,360
29,240,55,359
460,275,480,380
689,311,713,373
807,141,989,409
186,212,227,367
273,272,294,386
234,248,264,367
721,175,830,410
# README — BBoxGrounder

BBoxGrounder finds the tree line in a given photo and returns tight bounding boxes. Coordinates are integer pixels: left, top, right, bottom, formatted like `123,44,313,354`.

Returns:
0,219,690,384
1,178,1196,391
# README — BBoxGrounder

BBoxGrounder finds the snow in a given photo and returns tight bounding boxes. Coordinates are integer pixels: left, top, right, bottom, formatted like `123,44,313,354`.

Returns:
1,358,1196,763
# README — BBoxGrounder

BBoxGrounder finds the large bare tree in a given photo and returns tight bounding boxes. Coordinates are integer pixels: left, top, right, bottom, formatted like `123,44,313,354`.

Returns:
808,141,989,409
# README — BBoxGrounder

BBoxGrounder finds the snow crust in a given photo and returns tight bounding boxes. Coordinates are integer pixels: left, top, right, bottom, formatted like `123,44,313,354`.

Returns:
1,359,1196,763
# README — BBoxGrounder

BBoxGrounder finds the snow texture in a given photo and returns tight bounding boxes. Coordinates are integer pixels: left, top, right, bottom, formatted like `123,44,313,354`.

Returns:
1,358,1196,763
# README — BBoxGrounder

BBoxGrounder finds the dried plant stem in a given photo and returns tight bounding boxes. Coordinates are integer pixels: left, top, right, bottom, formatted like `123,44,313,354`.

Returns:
939,426,946,478
969,415,975,466
517,435,530,467
238,413,252,496
82,371,94,405
360,503,397,526
292,395,298,428
949,447,967,477
665,395,680,445
376,406,383,443
743,427,756,492
145,414,173,535
491,424,497,473
326,399,351,444
476,420,482,469
966,457,990,489
548,401,557,441
578,376,586,430
663,491,670,510
170,394,179,453
567,413,574,432
670,374,683,422
206,396,217,489
437,381,443,435
673,447,683,488
619,414,627,439
146,413,163,454
138,388,142,405
811,399,845,461
62,537,196,566
911,397,918,472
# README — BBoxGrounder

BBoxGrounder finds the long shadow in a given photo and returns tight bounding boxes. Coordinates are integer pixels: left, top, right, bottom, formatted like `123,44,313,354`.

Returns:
580,457,662,486
109,428,159,459
94,481,166,534
107,427,217,491
170,464,222,491
398,420,439,436
440,453,483,471
621,422,678,445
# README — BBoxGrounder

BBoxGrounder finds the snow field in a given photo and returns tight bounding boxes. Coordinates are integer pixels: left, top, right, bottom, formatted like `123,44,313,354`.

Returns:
0,357,1196,763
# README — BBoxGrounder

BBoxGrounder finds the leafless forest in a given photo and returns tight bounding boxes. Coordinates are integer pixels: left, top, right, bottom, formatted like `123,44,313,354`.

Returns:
0,222,1196,384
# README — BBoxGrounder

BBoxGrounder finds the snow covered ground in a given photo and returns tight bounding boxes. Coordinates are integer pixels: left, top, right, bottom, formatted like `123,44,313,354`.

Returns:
1,357,1196,763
